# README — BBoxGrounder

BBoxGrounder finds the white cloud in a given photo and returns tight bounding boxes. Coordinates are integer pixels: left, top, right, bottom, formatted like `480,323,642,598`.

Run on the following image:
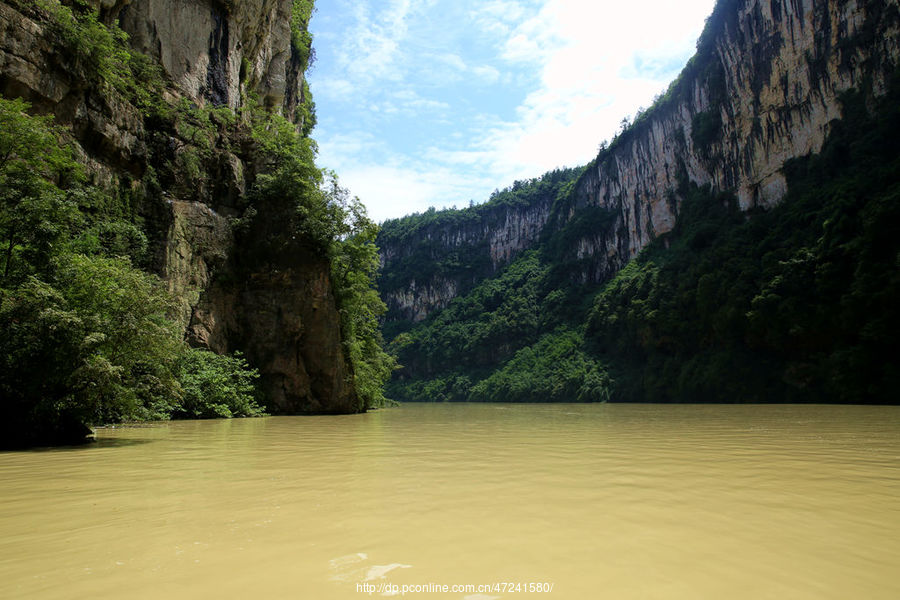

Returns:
336,0,415,85
472,65,501,84
310,0,717,221
331,163,496,223
436,53,468,71
312,78,356,101
470,0,531,36
460,0,716,176
390,89,451,114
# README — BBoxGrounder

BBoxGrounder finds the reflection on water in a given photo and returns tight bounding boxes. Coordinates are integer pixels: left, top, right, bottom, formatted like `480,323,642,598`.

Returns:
1,404,899,599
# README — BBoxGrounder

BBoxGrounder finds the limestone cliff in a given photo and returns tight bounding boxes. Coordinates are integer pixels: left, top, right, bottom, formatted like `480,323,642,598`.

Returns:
377,169,578,322
118,0,302,117
563,0,900,282
0,0,358,413
378,0,900,321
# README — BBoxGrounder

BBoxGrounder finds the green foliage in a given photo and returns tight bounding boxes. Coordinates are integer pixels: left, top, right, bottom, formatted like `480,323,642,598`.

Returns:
0,96,271,447
242,118,338,257
0,97,83,283
385,248,605,402
291,0,316,68
0,96,81,180
328,183,398,409
691,108,722,154
18,0,169,115
384,71,900,406
585,78,900,403
69,219,149,264
469,329,611,403
175,349,263,419
542,205,616,274
378,167,582,324
389,252,548,378
1,256,183,447
2,0,397,444
27,0,132,94
54,254,182,415
241,102,398,408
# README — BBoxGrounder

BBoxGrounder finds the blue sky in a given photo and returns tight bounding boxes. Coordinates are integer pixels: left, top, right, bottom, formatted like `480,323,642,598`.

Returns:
307,0,717,223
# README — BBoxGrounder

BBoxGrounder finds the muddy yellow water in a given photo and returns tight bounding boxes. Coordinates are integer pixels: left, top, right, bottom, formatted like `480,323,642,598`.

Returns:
1,404,899,599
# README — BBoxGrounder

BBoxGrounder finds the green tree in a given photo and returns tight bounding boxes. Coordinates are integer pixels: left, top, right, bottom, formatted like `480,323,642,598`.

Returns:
176,349,263,418
0,256,183,447
327,177,397,408
0,97,82,283
1,96,183,446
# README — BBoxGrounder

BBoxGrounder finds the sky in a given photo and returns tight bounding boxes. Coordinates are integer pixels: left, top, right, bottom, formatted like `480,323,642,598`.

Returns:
306,0,718,223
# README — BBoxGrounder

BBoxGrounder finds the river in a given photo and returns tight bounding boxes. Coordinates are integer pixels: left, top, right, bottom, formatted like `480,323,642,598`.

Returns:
1,403,898,599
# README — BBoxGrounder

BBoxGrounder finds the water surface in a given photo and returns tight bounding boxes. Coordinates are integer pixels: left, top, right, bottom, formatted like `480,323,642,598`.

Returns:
1,404,899,599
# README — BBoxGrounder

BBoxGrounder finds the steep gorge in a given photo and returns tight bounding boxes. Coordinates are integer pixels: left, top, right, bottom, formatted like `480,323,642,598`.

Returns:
379,0,900,404
0,0,359,413
379,0,900,322
561,0,900,282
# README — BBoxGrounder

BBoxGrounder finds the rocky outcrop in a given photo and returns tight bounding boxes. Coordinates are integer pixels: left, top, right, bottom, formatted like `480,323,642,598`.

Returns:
0,0,359,413
385,277,460,323
187,255,356,414
0,2,146,177
163,199,232,331
119,0,297,115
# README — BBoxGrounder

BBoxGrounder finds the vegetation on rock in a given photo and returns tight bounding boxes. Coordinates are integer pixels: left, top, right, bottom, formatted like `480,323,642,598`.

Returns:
1,0,394,447
0,96,257,447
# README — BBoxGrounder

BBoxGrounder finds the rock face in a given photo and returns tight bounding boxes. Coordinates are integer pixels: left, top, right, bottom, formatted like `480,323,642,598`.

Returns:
118,0,301,117
188,254,356,414
567,0,900,281
0,1,146,175
379,0,900,320
377,172,573,322
0,0,359,413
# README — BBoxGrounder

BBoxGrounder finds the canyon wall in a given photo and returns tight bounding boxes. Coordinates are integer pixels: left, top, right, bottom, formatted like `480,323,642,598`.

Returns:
378,0,900,321
566,0,900,281
378,170,577,322
0,0,358,413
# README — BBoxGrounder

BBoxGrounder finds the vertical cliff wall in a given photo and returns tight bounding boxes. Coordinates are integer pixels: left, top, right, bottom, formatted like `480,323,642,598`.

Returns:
377,169,579,323
118,0,302,117
0,0,358,413
378,0,900,320
559,0,900,281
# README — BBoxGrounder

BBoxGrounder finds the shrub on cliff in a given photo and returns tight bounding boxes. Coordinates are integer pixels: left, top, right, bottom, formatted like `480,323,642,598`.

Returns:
0,256,183,447
175,350,263,419
246,104,398,409
1,95,177,445
328,185,398,409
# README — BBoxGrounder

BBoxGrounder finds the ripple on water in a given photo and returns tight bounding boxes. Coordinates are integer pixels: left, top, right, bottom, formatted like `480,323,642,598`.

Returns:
1,403,898,600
